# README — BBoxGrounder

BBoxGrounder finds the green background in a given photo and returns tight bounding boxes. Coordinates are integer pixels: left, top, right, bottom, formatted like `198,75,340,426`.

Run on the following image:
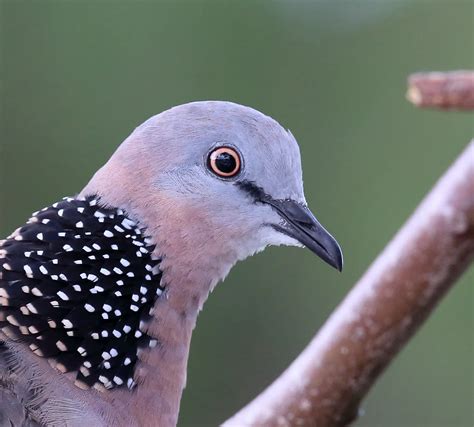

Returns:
1,1,473,426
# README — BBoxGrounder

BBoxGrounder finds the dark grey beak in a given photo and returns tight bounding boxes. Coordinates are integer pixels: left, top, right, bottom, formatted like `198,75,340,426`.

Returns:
236,181,343,271
266,199,343,271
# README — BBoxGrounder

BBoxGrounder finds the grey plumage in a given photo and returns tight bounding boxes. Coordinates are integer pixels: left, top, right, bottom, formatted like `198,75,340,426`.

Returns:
0,342,41,427
0,101,342,427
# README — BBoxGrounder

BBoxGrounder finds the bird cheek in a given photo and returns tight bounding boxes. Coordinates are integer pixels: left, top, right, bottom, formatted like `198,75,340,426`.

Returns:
261,227,304,249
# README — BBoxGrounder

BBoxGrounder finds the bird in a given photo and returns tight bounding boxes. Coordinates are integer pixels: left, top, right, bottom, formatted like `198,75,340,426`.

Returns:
0,101,343,427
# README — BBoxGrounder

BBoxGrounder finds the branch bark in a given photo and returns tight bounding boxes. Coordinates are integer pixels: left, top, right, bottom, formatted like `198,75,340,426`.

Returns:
407,71,474,110
223,74,474,427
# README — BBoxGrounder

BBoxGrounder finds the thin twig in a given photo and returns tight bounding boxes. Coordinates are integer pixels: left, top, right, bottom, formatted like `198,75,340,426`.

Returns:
407,71,474,110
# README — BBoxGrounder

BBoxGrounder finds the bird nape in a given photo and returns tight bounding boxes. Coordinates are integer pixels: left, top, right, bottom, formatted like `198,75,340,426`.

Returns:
0,101,342,427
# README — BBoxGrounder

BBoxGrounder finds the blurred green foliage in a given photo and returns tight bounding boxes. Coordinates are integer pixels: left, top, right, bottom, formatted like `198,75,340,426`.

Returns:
1,1,473,426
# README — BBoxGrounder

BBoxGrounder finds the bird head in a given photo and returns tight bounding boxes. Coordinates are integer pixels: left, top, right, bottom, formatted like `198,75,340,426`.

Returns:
0,101,344,420
83,101,342,288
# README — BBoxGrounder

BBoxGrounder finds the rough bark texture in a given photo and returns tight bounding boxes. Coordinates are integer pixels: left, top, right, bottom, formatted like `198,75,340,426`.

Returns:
223,72,474,427
407,71,474,110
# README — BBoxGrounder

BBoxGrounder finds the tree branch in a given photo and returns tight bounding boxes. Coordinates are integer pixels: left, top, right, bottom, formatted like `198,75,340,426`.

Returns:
222,74,474,427
407,71,474,110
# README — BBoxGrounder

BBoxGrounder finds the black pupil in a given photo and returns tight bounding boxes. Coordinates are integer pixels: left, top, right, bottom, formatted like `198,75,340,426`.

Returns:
215,152,236,173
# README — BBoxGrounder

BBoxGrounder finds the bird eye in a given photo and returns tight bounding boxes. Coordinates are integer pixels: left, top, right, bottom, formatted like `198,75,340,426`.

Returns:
207,147,241,178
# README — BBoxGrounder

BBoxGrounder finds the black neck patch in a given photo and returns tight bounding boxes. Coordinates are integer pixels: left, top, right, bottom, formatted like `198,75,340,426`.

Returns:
0,196,164,391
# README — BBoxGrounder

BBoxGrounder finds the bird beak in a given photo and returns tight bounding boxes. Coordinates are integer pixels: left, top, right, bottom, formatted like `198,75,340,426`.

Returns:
267,199,343,271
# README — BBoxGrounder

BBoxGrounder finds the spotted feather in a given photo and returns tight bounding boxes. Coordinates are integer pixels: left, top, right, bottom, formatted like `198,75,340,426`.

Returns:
0,195,164,391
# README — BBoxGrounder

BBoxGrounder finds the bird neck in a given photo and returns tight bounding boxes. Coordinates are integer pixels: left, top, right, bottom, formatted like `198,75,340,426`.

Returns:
112,285,199,427
81,160,243,426
99,223,232,427
106,207,238,427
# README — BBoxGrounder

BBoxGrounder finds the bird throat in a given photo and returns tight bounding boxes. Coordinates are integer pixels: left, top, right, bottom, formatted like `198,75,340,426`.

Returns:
0,195,165,392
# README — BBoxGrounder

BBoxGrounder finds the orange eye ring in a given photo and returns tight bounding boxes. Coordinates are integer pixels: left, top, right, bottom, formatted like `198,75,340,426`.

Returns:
208,147,241,178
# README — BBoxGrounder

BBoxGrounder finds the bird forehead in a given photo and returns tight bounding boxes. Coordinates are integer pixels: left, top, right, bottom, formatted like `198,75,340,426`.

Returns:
137,101,295,153
136,101,302,176
124,101,305,202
